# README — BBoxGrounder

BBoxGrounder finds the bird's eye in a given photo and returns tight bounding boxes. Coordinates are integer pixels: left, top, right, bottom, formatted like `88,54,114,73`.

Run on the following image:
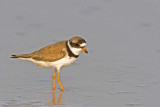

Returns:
75,43,79,46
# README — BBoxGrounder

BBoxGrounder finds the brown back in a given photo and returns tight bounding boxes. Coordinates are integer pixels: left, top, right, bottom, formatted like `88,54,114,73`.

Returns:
30,41,67,62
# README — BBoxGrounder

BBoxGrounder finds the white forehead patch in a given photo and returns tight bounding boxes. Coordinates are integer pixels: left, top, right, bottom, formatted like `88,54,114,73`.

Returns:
80,43,86,47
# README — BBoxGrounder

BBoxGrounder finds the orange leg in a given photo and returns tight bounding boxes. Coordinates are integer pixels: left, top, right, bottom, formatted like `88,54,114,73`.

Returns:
57,72,63,91
52,70,57,90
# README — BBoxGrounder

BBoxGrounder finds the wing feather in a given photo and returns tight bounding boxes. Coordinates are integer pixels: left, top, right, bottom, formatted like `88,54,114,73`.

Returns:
30,41,67,62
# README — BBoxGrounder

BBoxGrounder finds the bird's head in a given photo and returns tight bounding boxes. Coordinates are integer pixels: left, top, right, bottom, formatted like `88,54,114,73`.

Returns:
68,36,88,55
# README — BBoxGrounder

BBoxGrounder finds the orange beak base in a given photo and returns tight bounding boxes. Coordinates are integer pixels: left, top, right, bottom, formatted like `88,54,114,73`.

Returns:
82,47,88,54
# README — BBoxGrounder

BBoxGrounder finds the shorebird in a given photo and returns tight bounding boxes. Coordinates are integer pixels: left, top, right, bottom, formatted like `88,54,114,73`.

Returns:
11,36,88,91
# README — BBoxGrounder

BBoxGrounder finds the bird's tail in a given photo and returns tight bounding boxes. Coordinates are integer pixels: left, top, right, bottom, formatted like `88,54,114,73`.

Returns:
11,54,31,58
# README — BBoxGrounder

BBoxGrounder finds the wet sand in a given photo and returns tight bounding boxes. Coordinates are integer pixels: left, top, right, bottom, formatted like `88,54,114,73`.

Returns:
1,0,160,107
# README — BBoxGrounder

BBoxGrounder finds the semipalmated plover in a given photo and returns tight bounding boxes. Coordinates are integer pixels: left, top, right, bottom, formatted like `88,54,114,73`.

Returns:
11,36,88,91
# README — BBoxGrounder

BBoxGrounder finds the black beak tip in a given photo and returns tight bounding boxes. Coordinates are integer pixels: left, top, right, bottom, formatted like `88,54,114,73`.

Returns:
85,50,88,54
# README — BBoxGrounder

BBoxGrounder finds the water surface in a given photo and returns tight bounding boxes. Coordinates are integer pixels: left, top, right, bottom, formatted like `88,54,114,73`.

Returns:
1,0,160,107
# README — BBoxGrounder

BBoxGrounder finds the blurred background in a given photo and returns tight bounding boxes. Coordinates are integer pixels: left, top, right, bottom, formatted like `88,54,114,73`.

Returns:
1,0,160,107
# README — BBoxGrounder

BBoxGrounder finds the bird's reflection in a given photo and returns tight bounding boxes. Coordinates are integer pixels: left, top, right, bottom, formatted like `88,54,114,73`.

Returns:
47,90,64,105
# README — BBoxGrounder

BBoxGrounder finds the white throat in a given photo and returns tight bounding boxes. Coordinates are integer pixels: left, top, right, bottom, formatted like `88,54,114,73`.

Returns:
67,41,82,55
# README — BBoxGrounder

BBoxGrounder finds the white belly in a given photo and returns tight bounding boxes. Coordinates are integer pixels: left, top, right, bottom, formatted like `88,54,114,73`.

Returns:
21,56,77,69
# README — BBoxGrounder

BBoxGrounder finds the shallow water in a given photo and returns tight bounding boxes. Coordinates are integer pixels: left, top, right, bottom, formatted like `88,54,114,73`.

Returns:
1,0,160,107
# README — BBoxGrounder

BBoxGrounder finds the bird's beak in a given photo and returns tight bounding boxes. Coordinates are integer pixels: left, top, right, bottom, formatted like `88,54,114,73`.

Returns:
82,47,88,54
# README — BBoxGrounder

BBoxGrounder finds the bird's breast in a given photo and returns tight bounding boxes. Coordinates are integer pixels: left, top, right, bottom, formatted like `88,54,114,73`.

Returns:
60,56,77,67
